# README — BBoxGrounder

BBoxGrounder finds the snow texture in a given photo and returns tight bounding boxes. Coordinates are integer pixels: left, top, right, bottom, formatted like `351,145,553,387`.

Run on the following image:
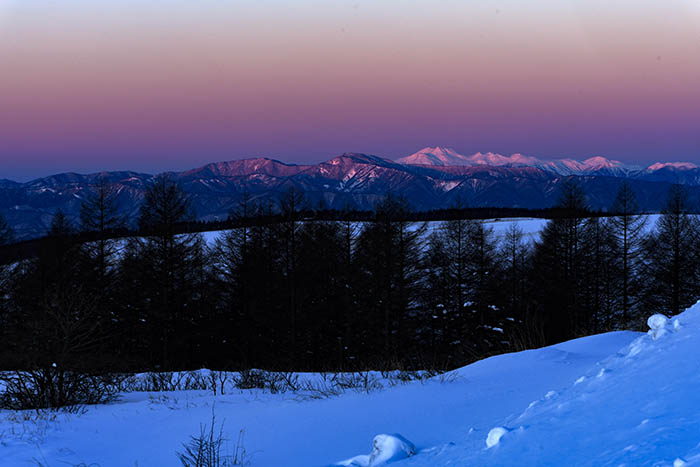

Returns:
648,313,670,340
338,434,416,466
6,300,700,465
486,427,509,448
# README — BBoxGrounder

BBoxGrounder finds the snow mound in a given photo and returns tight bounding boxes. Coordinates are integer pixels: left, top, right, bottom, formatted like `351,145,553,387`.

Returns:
486,426,509,448
337,434,415,466
460,303,700,465
647,313,669,330
647,313,670,340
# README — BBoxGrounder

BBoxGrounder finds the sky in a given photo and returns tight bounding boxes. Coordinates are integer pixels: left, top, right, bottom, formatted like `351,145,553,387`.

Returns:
1,0,699,180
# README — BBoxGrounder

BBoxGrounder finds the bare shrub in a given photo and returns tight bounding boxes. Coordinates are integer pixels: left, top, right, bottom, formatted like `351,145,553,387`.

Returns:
176,407,248,466
1,409,58,444
274,372,299,392
296,378,343,400
0,369,121,412
507,311,547,352
437,370,460,384
231,369,298,394
147,372,187,392
0,287,125,411
208,371,230,396
334,371,383,394
232,370,267,390
126,371,209,392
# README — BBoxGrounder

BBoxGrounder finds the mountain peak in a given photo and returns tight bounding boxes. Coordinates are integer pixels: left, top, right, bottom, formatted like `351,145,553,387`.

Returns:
397,147,541,168
398,147,643,175
396,146,471,166
330,153,396,165
583,156,624,168
424,146,460,156
181,157,307,178
647,162,698,171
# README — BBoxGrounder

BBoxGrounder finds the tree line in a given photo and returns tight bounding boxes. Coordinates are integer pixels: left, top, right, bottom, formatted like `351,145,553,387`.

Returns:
1,176,699,375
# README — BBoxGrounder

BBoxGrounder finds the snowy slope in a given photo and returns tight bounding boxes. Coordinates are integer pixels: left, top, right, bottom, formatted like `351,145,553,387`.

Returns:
404,305,700,466
3,298,700,466
201,217,550,247
0,333,637,466
201,215,659,248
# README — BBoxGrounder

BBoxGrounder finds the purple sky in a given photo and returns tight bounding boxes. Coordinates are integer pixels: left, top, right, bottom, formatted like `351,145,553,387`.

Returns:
1,0,699,180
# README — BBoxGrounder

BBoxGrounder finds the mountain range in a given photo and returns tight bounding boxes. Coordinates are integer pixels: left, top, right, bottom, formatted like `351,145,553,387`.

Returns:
2,146,700,239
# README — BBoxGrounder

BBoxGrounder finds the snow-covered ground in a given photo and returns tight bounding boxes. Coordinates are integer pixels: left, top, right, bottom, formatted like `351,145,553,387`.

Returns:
4,300,700,466
200,215,662,247
6,300,699,466
200,217,550,246
3,214,684,466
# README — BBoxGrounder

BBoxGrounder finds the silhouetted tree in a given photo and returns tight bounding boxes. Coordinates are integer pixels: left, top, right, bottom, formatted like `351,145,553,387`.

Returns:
609,181,647,326
532,179,590,342
423,229,453,358
4,211,83,369
581,216,621,332
642,185,700,317
277,187,307,361
466,220,500,329
354,195,426,363
210,193,257,365
336,205,360,368
296,219,347,367
132,175,204,367
497,224,533,333
0,287,120,409
0,215,14,366
0,214,13,246
79,179,125,281
423,214,500,361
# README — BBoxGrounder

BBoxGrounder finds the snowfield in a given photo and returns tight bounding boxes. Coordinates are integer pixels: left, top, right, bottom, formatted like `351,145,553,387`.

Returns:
4,300,700,465
201,217,550,247
200,215,661,247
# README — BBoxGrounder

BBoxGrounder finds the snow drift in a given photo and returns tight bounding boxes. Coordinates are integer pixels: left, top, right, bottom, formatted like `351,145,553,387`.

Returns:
412,301,700,466
6,301,700,465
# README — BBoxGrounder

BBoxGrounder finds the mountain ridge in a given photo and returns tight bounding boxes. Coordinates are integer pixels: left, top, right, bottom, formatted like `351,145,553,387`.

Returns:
2,150,700,239
396,146,651,177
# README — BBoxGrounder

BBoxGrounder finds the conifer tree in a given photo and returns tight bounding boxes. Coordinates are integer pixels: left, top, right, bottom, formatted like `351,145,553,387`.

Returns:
0,214,14,366
0,214,13,247
498,224,531,327
278,187,306,359
211,193,257,365
135,175,203,367
296,218,347,367
79,179,124,281
532,179,590,342
609,181,647,326
642,185,700,317
423,230,452,357
354,195,425,363
581,216,621,332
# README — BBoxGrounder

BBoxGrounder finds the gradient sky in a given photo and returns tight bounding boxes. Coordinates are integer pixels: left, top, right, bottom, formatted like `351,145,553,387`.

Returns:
1,0,700,180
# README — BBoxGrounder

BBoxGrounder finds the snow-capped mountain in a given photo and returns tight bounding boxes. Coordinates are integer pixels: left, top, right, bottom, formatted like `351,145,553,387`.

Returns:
397,147,638,177
537,156,636,177
1,152,700,240
633,161,700,185
397,146,540,168
647,162,699,171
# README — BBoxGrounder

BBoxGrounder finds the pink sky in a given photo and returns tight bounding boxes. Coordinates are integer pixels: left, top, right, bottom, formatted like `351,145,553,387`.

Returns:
1,0,699,179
